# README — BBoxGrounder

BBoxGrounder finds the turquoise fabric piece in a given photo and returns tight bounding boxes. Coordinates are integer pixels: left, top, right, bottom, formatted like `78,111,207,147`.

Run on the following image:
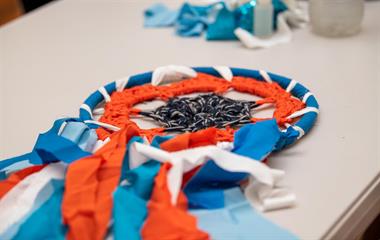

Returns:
206,4,237,40
236,0,288,35
175,3,215,37
12,180,66,240
1,180,66,240
190,187,298,240
143,1,288,40
184,119,281,209
144,3,179,27
113,139,160,240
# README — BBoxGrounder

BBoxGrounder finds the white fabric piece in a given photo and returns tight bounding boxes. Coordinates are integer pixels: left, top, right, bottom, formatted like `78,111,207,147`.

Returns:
92,137,111,152
0,163,66,238
286,79,297,93
286,107,319,119
259,70,272,83
115,76,130,92
129,142,295,211
93,107,105,115
302,92,313,103
151,65,197,86
216,141,234,151
245,179,296,211
284,4,309,28
292,125,305,139
84,120,120,132
80,104,94,119
234,12,292,49
285,123,305,139
213,66,233,81
57,121,67,136
98,86,111,102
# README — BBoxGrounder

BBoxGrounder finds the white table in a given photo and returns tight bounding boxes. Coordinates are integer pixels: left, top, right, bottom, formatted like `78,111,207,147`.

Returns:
0,0,379,239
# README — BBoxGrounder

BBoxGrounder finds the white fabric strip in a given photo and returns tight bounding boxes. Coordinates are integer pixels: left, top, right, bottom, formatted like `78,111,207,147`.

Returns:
259,70,272,83
234,12,292,49
92,137,111,152
216,141,234,151
151,65,197,86
285,123,305,139
302,92,313,103
115,76,130,92
292,125,305,139
93,107,105,115
129,142,295,211
213,66,233,81
245,180,296,211
57,121,67,136
84,120,120,132
98,86,111,102
0,163,66,239
286,79,297,93
80,103,94,119
286,107,319,119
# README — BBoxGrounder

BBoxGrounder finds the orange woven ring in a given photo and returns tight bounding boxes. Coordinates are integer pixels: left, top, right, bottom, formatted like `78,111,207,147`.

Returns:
79,67,319,149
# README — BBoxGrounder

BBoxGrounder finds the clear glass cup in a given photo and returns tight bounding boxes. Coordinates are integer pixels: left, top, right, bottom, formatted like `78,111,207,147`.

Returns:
309,0,364,37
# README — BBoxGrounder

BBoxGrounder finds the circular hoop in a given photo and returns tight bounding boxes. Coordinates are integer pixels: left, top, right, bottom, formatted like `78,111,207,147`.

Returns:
79,67,319,149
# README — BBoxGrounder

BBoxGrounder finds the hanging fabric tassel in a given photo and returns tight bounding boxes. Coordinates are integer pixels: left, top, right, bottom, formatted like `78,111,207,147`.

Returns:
62,124,139,240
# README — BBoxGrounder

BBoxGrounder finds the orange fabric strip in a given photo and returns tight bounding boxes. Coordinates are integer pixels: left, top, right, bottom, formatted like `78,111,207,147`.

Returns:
0,165,46,199
141,163,209,240
161,128,218,186
62,124,139,240
141,128,220,239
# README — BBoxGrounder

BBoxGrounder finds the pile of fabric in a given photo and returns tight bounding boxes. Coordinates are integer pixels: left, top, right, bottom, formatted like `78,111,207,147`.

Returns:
0,66,320,239
144,0,308,49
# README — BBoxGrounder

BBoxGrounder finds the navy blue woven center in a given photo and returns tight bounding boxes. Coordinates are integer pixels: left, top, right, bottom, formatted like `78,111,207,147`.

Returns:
139,94,257,132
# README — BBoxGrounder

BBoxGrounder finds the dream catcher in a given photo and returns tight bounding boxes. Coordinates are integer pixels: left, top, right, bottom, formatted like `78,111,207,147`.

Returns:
0,66,319,240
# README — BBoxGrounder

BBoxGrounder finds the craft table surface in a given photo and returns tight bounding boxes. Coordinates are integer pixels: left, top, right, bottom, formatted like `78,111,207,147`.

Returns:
0,0,379,239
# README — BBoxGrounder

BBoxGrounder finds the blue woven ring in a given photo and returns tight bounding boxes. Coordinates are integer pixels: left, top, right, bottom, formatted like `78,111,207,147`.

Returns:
79,67,319,149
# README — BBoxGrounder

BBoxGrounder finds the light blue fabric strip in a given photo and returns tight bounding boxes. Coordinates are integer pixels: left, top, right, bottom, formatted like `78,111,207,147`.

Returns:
190,187,298,240
0,179,64,239
12,180,66,240
1,160,33,176
144,3,179,27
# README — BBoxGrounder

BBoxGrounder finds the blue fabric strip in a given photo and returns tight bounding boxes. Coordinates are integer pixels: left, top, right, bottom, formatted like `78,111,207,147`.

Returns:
185,120,281,209
0,118,93,169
